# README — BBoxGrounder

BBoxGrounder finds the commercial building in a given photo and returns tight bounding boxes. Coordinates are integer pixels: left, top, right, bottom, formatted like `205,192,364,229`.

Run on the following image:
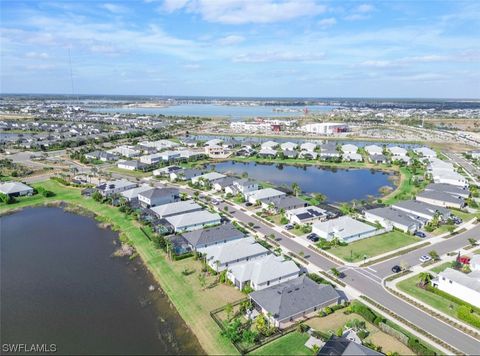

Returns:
300,123,348,135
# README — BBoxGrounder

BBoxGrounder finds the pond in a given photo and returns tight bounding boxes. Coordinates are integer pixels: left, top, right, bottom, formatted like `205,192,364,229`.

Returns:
212,161,396,202
0,207,203,355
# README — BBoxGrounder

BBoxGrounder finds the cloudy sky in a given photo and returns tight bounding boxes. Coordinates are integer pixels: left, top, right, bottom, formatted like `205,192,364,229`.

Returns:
1,0,479,98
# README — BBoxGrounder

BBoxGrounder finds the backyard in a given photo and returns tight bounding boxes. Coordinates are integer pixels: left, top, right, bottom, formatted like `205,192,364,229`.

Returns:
324,230,420,262
249,332,311,355
0,180,243,355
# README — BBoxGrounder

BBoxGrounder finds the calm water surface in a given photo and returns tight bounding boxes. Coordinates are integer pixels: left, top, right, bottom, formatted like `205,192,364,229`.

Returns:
213,161,395,202
0,207,203,355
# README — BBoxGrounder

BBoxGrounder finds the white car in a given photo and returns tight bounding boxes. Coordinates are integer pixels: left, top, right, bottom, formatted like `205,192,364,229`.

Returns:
419,255,431,263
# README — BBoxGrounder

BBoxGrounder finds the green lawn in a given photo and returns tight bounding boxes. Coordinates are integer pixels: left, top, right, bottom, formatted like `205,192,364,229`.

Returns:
430,262,453,274
397,273,479,329
326,230,420,262
382,167,427,205
107,166,151,178
0,180,241,355
250,332,311,355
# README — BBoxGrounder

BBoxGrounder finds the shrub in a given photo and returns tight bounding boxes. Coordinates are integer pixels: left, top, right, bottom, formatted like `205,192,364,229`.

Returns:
457,306,480,328
407,337,435,356
352,303,377,323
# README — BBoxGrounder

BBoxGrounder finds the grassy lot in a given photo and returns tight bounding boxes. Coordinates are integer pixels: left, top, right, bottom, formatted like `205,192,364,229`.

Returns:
306,313,412,355
397,273,479,330
250,332,311,355
0,180,242,355
382,167,427,205
107,166,152,178
326,231,420,262
430,261,453,274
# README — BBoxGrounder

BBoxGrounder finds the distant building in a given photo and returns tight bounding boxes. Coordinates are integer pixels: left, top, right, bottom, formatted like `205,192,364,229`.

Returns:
300,123,348,135
0,181,34,197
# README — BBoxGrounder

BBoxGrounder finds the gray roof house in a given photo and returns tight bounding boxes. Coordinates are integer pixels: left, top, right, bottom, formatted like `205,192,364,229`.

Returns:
245,188,286,205
166,210,222,233
312,216,381,243
249,276,341,328
170,168,204,181
425,183,470,198
416,190,465,209
227,255,300,291
320,143,341,158
97,179,137,197
181,222,244,250
268,195,308,212
120,184,152,201
391,200,451,221
213,176,237,192
0,181,34,197
200,236,269,272
138,187,179,208
149,200,202,218
369,153,388,164
364,207,422,233
318,335,382,356
191,172,226,185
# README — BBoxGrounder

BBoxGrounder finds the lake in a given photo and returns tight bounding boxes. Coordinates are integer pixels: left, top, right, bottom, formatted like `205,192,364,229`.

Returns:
213,161,395,202
89,104,336,119
0,207,203,355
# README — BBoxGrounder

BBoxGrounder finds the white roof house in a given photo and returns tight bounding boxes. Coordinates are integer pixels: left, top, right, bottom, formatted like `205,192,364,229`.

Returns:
150,200,202,218
414,147,436,158
245,188,286,204
341,144,358,154
389,146,408,157
261,141,279,149
280,142,298,151
166,210,221,232
433,268,480,308
312,216,380,243
120,184,152,201
227,255,300,290
300,142,317,152
139,139,178,150
343,152,363,162
97,179,137,196
365,145,383,155
200,236,269,272
191,172,226,185
205,138,223,147
286,206,326,225
0,181,33,196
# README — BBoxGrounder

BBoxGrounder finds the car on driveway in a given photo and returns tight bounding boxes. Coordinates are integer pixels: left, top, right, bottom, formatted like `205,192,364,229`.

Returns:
306,233,319,242
452,217,462,224
391,265,402,273
419,255,432,263
284,224,294,230
414,231,426,238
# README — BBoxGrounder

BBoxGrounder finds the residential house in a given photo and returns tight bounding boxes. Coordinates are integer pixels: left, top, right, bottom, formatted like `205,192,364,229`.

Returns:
300,122,348,135
318,335,382,356
258,148,277,158
364,207,422,233
200,236,269,272
0,181,34,197
181,222,244,250
249,276,341,328
204,138,223,147
213,176,236,192
232,179,259,195
414,147,437,159
369,154,388,164
166,210,221,232
176,150,206,161
261,140,279,150
110,145,141,158
312,216,382,243
245,188,286,205
364,145,383,156
97,179,137,197
170,168,204,182
282,150,298,159
85,150,117,162
286,206,326,225
280,142,298,151
138,188,179,208
227,255,300,291
153,165,182,177
117,160,147,171
416,190,465,209
391,200,451,222
120,184,152,202
424,183,470,199
139,139,178,151
191,172,227,186
389,146,408,157
300,142,317,152
205,144,229,158
319,143,341,159
341,144,358,155
267,195,308,212
343,152,363,162
432,268,480,308
150,200,203,219
299,151,318,160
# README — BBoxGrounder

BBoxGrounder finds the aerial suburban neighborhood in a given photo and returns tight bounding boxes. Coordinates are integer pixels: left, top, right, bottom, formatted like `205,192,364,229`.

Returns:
1,0,480,355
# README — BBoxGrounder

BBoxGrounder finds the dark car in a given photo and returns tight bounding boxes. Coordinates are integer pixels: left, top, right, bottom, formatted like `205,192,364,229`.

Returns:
391,265,402,273
284,224,294,230
245,202,253,207
306,233,319,242
452,217,462,225
414,231,426,238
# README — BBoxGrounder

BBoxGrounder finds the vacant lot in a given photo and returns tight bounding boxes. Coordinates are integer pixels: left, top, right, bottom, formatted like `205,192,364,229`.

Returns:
326,230,420,262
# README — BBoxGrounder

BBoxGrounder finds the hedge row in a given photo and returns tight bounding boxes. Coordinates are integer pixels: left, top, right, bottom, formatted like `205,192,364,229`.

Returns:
425,285,480,314
457,306,480,328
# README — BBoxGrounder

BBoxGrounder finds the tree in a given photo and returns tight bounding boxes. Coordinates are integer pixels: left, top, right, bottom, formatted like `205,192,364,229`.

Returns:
330,267,341,277
198,273,206,290
225,303,233,321
291,182,301,197
254,315,269,335
0,193,14,204
468,238,477,247
418,272,432,288
428,250,440,261
313,193,326,203
92,191,103,202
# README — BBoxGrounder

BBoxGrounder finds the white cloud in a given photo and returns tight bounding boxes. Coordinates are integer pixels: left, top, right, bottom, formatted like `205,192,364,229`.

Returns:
233,51,325,63
162,0,327,24
344,3,375,21
100,3,128,14
356,4,375,13
217,35,245,45
25,51,49,59
318,17,336,28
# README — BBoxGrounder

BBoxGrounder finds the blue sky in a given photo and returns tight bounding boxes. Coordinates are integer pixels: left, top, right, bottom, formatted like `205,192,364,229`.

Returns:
1,0,479,98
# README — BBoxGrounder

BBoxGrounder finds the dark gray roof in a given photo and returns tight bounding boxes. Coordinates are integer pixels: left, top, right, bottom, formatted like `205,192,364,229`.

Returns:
425,183,470,198
181,168,205,179
270,196,307,210
215,176,236,188
249,276,340,321
139,187,178,200
318,336,383,356
417,190,465,205
369,153,387,161
181,222,244,248
366,207,422,228
392,200,450,219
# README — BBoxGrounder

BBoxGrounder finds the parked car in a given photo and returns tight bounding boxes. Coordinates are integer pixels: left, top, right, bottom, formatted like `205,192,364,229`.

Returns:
211,200,219,205
391,265,402,273
452,217,462,225
306,233,319,242
284,224,294,230
419,255,431,263
245,202,253,207
414,231,426,238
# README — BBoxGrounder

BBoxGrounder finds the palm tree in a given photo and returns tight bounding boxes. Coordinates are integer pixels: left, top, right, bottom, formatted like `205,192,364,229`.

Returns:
468,238,477,247
429,250,440,261
291,182,300,197
418,272,432,288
